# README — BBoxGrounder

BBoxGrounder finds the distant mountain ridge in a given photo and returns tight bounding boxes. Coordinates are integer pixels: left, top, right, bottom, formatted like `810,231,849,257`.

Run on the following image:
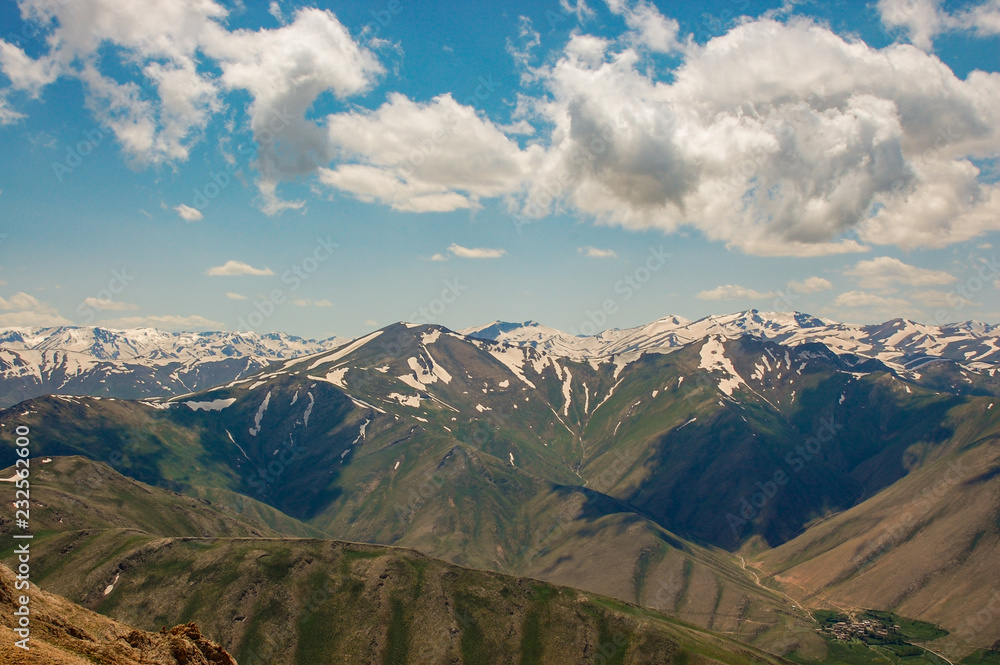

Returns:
0,326,344,407
4,310,1000,408
462,310,1000,370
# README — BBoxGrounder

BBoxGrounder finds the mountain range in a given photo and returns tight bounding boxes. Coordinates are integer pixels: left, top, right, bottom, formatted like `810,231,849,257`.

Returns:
0,326,343,407
2,311,1000,664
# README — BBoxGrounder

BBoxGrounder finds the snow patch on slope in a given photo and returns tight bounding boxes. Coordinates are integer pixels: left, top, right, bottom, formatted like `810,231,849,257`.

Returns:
698,337,746,396
248,390,272,436
184,398,236,411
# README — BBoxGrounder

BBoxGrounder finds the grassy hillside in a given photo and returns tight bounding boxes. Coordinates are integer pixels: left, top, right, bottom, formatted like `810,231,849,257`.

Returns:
1,457,801,665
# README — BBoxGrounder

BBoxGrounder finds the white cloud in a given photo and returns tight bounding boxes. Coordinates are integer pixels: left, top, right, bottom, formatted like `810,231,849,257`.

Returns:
4,6,999,257
578,246,618,258
844,257,957,291
205,260,274,276
877,0,1000,51
1,1,381,208
81,297,138,311
201,7,383,213
174,203,203,221
429,253,448,262
832,290,911,309
447,243,507,259
607,0,680,53
0,97,24,125
290,298,333,307
268,1,284,23
516,17,1000,255
696,284,776,300
319,93,540,212
561,0,595,22
0,292,43,311
1,0,227,164
0,292,71,327
787,276,833,294
98,314,223,330
225,292,248,300
365,318,379,326
877,0,947,50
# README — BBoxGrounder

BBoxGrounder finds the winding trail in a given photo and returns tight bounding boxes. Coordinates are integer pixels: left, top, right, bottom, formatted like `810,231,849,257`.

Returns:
737,555,816,624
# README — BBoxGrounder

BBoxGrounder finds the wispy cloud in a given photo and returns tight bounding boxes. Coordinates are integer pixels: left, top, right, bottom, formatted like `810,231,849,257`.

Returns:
578,246,618,258
844,257,956,291
696,284,776,300
174,203,203,221
877,0,1000,50
290,298,333,307
448,243,507,259
206,260,275,277
832,290,911,309
787,277,832,294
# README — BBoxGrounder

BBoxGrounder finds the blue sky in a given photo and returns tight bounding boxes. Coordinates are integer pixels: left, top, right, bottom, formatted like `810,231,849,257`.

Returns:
1,0,999,339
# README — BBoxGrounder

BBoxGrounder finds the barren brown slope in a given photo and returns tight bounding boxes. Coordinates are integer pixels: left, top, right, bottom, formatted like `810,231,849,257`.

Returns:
0,562,235,665
755,426,1000,660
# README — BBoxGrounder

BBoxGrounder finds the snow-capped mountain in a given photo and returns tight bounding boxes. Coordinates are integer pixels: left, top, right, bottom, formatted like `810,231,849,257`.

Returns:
5,311,1000,408
462,310,1000,370
0,326,344,407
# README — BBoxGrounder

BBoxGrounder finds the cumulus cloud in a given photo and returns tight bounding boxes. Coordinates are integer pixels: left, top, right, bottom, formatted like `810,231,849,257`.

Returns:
81,297,138,311
201,7,383,213
447,243,507,259
832,290,912,309
319,93,540,212
205,260,274,276
98,314,223,330
224,292,247,300
579,246,618,258
429,253,448,262
844,257,957,291
877,0,1000,50
696,284,776,300
0,0,381,210
174,203,203,221
0,292,71,327
1,0,227,164
515,17,1000,255
4,5,999,257
787,276,833,294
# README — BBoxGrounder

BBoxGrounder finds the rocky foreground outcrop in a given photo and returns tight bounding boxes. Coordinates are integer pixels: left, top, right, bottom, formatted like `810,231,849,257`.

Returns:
0,562,236,665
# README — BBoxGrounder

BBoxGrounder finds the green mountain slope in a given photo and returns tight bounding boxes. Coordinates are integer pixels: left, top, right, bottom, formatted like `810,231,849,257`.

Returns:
0,456,799,665
4,323,1000,656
